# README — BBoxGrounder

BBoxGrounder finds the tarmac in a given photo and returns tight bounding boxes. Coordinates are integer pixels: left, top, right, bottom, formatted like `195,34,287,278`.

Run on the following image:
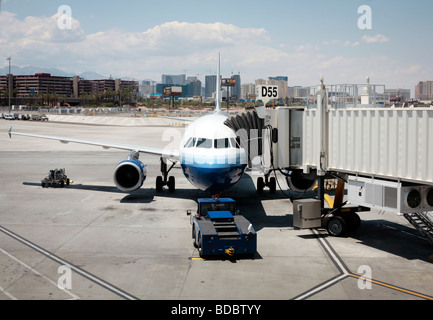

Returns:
0,115,433,301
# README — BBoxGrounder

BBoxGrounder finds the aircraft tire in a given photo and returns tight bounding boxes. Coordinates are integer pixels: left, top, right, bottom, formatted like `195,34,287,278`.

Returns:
257,177,264,193
168,176,175,193
156,176,163,192
269,177,276,194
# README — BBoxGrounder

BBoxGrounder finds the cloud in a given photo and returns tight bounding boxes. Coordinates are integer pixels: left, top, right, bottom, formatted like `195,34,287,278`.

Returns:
0,12,273,79
324,40,361,47
0,11,423,89
362,34,390,43
343,41,360,47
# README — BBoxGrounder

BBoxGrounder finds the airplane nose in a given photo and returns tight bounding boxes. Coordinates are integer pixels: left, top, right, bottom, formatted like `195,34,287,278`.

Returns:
181,164,246,193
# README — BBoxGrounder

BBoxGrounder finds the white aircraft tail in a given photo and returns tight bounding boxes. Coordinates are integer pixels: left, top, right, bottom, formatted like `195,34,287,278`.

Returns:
215,53,222,114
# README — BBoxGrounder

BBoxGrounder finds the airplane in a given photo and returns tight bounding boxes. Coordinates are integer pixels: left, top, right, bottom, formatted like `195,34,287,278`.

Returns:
8,54,249,195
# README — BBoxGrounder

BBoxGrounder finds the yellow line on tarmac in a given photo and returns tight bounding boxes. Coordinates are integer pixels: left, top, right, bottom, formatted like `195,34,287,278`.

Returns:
349,274,433,300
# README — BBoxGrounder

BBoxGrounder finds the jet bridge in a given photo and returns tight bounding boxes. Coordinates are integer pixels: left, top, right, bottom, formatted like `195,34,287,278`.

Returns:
225,77,433,240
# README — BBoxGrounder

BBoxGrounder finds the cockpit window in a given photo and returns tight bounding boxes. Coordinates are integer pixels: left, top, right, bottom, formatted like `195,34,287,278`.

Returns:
214,138,230,149
196,138,213,149
184,138,192,148
184,137,237,149
184,137,196,148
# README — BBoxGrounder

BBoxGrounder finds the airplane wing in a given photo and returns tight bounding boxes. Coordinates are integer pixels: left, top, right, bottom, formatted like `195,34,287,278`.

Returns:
157,116,196,122
8,127,179,160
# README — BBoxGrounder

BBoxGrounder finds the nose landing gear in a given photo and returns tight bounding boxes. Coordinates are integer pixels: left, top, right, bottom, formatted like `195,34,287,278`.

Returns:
256,173,276,194
156,157,176,192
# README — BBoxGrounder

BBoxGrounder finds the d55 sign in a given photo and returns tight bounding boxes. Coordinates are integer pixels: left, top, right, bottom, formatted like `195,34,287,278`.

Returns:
256,85,279,103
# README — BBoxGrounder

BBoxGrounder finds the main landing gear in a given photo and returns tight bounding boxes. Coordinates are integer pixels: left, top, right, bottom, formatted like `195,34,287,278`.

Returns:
156,157,176,192
256,172,276,194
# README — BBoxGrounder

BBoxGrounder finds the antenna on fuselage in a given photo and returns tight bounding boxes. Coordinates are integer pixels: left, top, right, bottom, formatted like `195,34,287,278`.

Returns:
215,52,222,114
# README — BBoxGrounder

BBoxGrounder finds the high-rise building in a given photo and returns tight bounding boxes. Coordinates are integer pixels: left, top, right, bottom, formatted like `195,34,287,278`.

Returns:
230,74,241,100
241,83,255,100
0,73,74,98
268,76,288,99
205,75,217,98
288,86,310,98
162,74,186,85
384,88,411,102
268,76,288,82
156,80,202,98
415,81,433,101
187,79,202,97
139,81,156,96
0,73,138,102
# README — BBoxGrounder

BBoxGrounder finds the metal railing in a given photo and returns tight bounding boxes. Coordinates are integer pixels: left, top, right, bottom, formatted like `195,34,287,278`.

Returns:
299,82,388,109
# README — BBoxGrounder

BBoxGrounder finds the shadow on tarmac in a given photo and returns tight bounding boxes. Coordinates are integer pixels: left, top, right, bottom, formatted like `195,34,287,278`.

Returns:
23,172,433,262
351,219,433,263
23,171,313,232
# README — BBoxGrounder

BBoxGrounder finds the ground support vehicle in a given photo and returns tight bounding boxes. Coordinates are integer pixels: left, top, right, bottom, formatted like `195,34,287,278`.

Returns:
41,168,70,188
293,179,370,237
188,198,257,258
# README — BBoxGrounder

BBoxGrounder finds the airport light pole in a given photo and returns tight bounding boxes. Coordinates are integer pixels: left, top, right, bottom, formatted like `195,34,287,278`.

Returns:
221,78,236,112
7,57,11,114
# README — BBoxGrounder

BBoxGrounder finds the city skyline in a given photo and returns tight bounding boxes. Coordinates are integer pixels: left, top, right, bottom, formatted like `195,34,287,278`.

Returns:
4,69,424,103
1,0,433,94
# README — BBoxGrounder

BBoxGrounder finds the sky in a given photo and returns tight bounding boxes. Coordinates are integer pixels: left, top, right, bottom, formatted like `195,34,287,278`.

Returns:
1,0,432,92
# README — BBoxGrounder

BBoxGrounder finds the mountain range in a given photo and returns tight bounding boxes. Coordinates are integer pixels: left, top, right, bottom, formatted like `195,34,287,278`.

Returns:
0,65,109,80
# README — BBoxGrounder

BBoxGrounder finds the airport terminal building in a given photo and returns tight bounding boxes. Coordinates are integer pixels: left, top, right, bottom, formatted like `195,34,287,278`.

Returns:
0,73,139,105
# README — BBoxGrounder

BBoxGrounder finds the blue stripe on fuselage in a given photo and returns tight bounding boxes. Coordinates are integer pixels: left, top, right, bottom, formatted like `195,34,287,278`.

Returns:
181,163,247,193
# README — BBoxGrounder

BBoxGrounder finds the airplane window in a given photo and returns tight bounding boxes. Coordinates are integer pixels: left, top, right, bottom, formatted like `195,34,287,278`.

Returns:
230,138,240,149
214,138,230,149
196,138,212,149
185,138,196,148
184,137,192,148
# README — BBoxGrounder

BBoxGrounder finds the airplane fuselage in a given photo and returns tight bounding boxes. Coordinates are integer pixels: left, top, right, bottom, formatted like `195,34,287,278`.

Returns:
179,113,247,193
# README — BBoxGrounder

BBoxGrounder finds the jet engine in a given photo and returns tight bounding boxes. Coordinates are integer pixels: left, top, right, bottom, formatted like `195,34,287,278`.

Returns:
114,153,147,192
286,170,317,193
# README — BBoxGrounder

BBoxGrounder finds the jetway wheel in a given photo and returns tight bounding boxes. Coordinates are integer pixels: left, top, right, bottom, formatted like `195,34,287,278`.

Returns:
344,213,361,232
326,216,347,237
326,213,361,236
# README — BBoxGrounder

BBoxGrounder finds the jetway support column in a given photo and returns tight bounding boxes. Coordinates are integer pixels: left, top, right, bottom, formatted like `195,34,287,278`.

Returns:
317,176,325,210
317,76,328,212
333,179,345,209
